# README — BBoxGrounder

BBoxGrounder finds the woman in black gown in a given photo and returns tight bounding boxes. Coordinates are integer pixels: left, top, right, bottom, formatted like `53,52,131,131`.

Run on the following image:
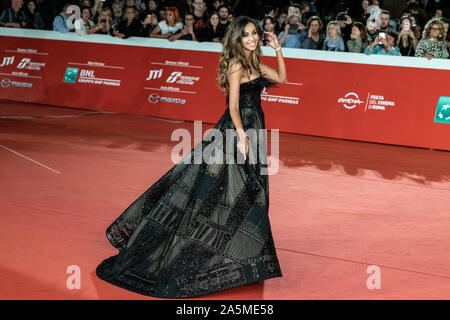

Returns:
96,15,287,299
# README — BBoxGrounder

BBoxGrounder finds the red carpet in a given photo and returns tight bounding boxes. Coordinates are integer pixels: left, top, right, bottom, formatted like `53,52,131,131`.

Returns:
1,99,450,299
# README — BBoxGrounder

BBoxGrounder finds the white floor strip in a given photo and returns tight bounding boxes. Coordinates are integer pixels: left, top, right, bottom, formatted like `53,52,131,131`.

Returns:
0,144,61,174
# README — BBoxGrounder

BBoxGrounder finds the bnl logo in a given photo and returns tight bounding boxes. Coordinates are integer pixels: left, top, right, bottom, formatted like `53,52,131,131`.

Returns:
146,69,163,80
63,67,79,83
434,96,450,124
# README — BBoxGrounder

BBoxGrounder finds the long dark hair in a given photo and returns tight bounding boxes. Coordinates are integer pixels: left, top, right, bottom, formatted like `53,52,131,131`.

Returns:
217,16,262,93
353,21,368,43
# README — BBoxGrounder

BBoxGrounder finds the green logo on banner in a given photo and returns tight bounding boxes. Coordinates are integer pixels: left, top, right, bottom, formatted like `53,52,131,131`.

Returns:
434,96,450,124
63,67,79,83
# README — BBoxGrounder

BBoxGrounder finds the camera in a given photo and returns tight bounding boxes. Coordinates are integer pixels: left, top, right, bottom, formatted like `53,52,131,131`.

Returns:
336,12,347,21
378,31,386,44
288,23,298,34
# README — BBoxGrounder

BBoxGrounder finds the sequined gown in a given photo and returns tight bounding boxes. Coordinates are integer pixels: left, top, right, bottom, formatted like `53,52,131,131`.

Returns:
96,76,282,298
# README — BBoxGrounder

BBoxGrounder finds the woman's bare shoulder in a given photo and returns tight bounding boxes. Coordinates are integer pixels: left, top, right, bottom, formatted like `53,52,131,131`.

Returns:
228,58,243,74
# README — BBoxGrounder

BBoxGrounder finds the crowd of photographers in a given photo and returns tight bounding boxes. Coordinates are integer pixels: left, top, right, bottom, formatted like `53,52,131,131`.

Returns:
1,0,449,59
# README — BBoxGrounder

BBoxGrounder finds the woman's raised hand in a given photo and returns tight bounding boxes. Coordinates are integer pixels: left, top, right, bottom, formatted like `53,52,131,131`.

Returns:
264,31,280,50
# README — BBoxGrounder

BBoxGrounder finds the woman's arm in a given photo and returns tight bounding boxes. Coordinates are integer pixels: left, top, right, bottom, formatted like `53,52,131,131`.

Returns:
91,0,100,18
86,21,101,35
227,59,249,159
227,59,245,132
347,37,362,53
259,32,287,83
150,25,170,38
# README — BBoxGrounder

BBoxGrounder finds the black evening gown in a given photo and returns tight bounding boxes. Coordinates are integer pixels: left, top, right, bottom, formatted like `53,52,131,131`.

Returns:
96,76,283,298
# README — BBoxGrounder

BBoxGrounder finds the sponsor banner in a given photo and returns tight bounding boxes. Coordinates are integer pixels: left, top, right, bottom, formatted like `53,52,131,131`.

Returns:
434,96,450,124
0,34,449,150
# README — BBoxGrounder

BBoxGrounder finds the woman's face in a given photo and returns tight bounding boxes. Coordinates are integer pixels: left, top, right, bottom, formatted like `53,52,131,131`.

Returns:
126,0,135,7
166,11,174,23
429,24,441,39
278,13,287,24
351,25,361,37
362,0,369,11
82,8,90,20
210,14,219,26
309,20,320,33
148,0,157,11
401,19,411,30
126,8,135,21
27,1,35,11
264,18,274,32
328,24,337,37
241,22,259,52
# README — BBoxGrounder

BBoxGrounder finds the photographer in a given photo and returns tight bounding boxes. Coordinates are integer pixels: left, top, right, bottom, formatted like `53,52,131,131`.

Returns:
369,10,396,42
365,31,401,56
397,16,417,57
261,15,278,46
95,8,113,35
141,12,159,37
336,11,352,50
168,12,198,41
74,6,97,35
347,21,370,53
277,13,305,49
299,16,324,50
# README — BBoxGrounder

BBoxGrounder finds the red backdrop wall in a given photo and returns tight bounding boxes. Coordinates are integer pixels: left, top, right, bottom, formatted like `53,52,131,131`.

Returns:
1,32,449,150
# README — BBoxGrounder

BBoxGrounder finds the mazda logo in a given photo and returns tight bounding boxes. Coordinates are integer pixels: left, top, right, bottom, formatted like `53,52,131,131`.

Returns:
148,93,160,104
1,78,11,88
